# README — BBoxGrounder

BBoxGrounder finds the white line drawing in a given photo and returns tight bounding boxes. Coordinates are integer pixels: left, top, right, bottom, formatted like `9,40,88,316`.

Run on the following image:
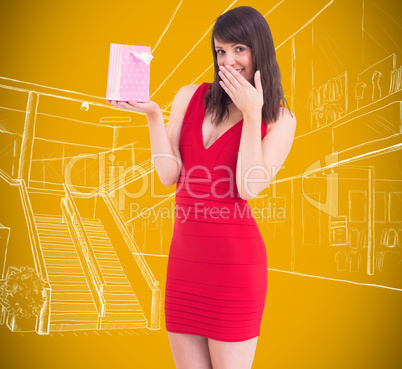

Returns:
1,0,401,337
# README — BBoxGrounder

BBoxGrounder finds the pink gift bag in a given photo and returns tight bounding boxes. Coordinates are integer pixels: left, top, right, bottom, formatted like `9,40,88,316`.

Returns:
106,43,153,102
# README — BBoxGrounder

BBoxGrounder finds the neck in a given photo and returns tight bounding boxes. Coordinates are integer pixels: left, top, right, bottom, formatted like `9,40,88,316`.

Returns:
229,104,243,116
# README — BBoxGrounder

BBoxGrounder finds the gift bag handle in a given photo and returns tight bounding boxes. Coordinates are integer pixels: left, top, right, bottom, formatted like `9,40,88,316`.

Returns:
130,50,154,65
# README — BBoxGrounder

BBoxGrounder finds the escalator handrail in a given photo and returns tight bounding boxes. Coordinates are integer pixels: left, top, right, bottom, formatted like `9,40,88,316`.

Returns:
19,179,49,283
63,184,106,288
100,189,159,289
61,198,105,317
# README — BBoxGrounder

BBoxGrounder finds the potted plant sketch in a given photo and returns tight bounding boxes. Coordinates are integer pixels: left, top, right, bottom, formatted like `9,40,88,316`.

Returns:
0,266,46,332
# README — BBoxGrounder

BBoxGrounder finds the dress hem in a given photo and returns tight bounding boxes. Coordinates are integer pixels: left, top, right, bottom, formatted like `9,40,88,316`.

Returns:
166,328,260,342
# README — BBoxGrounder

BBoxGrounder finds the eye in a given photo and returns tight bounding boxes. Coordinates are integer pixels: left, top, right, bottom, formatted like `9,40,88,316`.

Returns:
216,46,245,55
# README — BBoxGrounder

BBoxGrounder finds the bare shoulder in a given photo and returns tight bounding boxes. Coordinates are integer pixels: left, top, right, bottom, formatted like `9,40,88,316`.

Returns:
167,84,202,147
264,107,296,136
174,84,201,107
273,107,296,130
168,84,201,124
279,106,296,122
263,106,296,138
269,107,297,137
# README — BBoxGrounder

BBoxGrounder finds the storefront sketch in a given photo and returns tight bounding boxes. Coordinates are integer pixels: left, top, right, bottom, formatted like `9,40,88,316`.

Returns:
248,0,402,289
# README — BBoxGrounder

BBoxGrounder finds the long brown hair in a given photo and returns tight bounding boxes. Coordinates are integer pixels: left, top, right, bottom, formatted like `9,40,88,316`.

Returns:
203,6,293,127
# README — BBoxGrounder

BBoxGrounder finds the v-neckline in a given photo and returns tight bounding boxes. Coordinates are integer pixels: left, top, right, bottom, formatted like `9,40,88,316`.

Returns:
200,108,243,151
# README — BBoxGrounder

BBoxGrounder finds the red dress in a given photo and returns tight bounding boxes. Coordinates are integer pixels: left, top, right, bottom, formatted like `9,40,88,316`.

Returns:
164,82,268,342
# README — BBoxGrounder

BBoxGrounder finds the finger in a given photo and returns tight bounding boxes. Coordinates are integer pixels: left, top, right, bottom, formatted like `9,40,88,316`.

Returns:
219,80,234,100
219,65,242,90
218,69,237,96
117,101,135,110
218,68,234,89
255,70,263,94
224,65,248,87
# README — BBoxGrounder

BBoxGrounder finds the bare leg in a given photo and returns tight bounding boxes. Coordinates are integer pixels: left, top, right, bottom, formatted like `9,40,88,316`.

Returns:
168,332,213,369
208,336,259,369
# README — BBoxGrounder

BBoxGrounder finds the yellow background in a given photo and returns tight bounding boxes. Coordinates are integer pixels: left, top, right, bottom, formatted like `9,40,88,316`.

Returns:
0,0,401,368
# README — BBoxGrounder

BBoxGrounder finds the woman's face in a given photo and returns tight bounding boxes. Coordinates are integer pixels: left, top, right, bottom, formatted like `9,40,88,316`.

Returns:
214,38,254,84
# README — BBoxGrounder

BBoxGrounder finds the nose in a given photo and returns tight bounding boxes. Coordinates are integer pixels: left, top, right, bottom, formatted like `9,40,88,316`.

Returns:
222,53,236,67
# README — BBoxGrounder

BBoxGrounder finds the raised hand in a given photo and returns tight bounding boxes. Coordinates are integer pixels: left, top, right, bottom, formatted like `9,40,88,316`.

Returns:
218,64,263,118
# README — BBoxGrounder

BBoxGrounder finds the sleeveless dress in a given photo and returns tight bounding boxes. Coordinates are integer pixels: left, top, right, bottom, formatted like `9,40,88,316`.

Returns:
164,82,269,342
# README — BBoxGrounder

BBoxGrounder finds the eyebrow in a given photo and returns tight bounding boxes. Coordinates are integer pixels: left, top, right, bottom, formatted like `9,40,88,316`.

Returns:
215,43,241,49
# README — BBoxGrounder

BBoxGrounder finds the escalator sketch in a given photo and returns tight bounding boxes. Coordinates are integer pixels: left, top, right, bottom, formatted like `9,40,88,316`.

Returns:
35,214,100,331
0,169,160,334
80,218,148,330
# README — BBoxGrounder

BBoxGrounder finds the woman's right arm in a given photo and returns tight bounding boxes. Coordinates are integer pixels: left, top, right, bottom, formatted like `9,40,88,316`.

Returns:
108,84,199,187
147,85,199,186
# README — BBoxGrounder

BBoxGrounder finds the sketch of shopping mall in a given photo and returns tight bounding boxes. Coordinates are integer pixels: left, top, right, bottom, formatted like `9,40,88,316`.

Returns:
0,0,401,335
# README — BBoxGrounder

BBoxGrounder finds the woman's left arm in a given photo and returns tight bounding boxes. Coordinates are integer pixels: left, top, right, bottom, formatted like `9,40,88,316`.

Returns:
236,109,296,200
218,64,297,201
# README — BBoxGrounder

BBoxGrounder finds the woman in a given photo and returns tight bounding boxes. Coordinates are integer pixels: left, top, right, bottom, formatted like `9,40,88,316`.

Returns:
108,6,296,369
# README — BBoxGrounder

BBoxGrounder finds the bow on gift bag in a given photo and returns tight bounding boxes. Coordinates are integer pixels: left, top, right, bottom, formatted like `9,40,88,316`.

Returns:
106,43,153,102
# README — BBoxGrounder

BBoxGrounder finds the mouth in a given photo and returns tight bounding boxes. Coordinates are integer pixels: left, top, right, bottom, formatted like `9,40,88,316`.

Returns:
235,68,244,74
